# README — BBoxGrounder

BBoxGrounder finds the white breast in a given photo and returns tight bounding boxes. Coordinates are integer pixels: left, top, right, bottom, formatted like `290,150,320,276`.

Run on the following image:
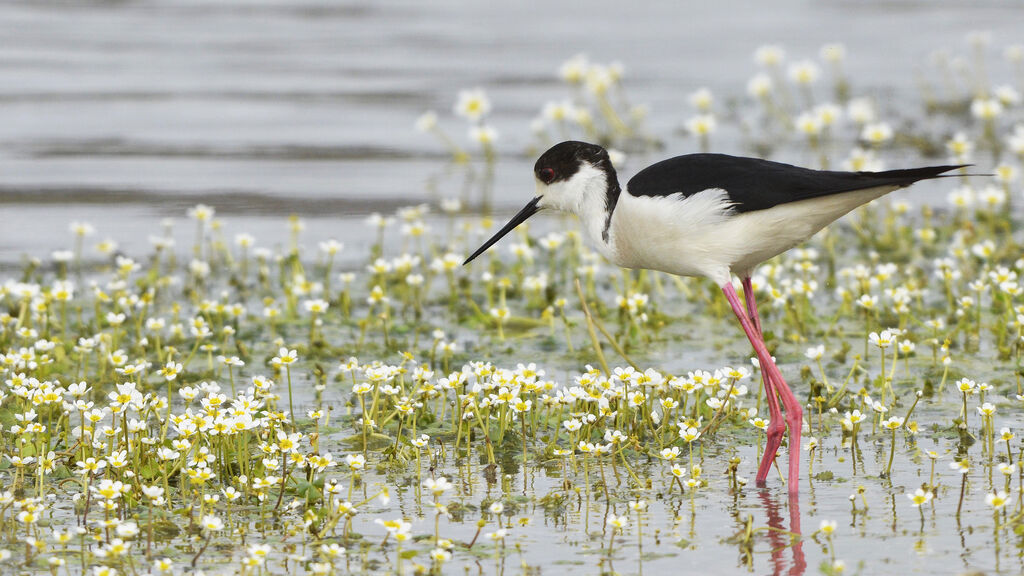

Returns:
605,185,897,285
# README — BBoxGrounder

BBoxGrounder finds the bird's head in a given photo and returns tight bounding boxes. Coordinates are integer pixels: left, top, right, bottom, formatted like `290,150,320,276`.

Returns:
464,141,617,264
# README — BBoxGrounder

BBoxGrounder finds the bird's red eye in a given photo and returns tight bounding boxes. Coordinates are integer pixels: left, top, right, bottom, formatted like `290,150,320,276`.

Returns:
539,167,556,184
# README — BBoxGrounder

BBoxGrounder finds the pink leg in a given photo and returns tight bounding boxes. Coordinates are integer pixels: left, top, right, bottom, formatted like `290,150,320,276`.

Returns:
745,284,806,491
741,277,763,335
742,278,784,484
722,282,803,494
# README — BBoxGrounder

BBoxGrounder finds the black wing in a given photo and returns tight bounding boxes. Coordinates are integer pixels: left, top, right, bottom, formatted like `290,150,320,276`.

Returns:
626,153,965,213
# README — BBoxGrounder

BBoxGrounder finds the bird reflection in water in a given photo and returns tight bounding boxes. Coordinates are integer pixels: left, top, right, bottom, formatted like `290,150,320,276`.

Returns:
760,489,807,576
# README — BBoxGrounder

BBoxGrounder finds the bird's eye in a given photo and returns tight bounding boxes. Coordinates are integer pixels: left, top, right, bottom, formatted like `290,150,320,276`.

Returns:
539,167,556,184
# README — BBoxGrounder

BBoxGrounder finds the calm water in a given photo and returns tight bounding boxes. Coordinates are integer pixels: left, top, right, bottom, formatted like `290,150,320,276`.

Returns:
1,0,1022,266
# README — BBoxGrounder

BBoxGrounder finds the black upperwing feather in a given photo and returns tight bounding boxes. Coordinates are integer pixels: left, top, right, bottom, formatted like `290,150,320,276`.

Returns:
626,153,966,213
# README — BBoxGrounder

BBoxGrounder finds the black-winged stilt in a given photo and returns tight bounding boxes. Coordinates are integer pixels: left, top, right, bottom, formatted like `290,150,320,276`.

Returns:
464,140,964,493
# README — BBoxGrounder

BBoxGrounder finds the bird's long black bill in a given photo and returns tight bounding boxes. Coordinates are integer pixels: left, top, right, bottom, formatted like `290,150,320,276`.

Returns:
463,197,541,265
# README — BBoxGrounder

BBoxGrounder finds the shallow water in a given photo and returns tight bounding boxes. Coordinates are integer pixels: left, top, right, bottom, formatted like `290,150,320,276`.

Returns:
4,205,1024,576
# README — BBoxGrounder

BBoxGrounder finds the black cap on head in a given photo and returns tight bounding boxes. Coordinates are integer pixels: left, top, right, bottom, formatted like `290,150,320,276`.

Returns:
533,141,611,185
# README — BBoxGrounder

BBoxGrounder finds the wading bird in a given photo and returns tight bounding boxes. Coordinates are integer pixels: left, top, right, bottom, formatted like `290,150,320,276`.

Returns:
464,140,963,494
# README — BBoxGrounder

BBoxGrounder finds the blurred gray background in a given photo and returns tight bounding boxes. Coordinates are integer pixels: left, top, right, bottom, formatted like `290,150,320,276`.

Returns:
1,0,1021,264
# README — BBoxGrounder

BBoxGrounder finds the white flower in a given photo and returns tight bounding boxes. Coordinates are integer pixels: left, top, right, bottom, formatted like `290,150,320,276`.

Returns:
747,73,773,98
303,299,329,314
986,490,1010,510
907,488,932,507
947,132,974,162
679,426,701,443
415,111,438,132
422,477,453,497
855,295,878,311
788,60,820,85
559,53,589,84
795,112,822,136
318,239,343,255
881,416,904,430
820,43,846,63
660,446,681,461
70,221,96,236
345,454,366,471
454,88,491,121
606,514,628,529
846,98,876,124
469,125,499,146
754,45,785,67
995,85,1022,107
430,548,452,563
542,99,576,122
188,204,215,222
868,330,895,349
860,122,893,144
971,98,1003,120
685,114,716,136
688,87,714,112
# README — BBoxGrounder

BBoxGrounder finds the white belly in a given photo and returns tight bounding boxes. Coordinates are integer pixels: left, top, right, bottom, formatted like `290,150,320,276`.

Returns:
607,186,895,285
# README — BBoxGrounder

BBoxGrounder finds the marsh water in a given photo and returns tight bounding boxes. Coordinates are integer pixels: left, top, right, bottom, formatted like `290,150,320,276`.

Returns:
2,0,1023,265
3,1,1024,575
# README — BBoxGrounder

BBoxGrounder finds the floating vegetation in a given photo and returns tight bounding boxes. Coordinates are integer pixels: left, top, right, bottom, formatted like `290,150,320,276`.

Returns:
2,36,1024,575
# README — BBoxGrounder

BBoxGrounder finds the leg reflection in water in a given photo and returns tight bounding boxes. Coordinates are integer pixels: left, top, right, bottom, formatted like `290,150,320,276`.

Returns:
759,489,806,576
